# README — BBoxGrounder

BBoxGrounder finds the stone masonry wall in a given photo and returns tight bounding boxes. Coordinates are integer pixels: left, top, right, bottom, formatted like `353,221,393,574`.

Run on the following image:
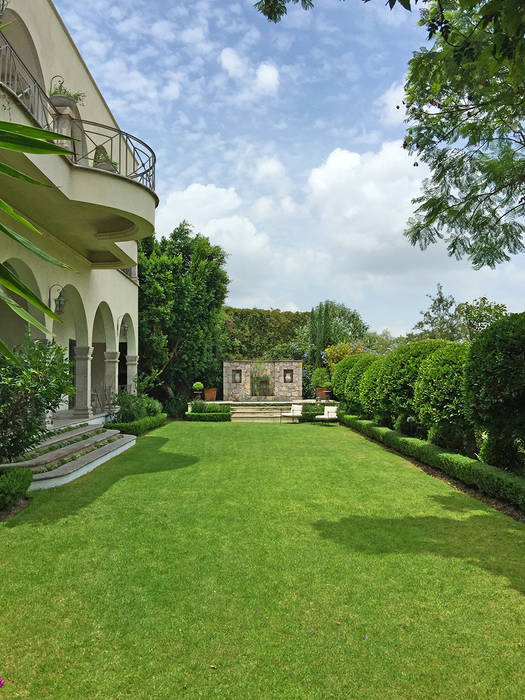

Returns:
223,361,302,401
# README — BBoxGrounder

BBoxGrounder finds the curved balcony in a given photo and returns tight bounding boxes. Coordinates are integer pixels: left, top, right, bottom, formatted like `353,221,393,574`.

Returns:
0,32,156,192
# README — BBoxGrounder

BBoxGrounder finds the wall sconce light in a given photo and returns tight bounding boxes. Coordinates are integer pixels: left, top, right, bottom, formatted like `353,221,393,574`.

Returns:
117,316,129,339
48,284,66,315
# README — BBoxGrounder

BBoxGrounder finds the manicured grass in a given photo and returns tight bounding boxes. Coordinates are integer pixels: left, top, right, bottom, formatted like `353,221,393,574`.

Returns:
1,422,524,698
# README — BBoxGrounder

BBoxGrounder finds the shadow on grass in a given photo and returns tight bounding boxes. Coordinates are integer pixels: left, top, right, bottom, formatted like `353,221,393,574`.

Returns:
312,492,525,594
6,436,199,528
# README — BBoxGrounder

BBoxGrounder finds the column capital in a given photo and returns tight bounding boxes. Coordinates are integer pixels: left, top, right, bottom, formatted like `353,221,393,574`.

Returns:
104,351,120,363
74,346,93,361
126,355,139,364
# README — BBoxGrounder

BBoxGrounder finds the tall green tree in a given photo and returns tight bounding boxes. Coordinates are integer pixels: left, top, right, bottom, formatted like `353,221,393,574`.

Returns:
138,221,229,399
410,283,463,340
224,306,309,359
307,300,368,367
456,296,508,340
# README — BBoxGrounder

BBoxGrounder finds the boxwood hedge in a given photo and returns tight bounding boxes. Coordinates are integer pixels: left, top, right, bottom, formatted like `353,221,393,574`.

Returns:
358,356,387,423
0,467,33,511
111,413,167,436
331,355,362,400
344,354,376,414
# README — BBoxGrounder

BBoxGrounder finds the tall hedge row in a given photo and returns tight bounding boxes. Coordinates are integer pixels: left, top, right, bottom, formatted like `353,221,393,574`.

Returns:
331,354,362,400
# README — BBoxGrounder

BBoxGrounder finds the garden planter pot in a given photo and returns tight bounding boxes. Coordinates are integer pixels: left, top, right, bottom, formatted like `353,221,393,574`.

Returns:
204,388,217,401
316,387,330,400
49,94,77,110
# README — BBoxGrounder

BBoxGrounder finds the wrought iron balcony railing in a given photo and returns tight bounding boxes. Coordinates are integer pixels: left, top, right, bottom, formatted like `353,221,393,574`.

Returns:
0,32,156,191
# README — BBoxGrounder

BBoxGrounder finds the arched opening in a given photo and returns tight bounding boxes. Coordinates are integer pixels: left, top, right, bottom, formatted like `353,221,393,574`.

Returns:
0,257,46,349
117,313,136,392
1,11,46,90
91,302,117,412
52,284,88,412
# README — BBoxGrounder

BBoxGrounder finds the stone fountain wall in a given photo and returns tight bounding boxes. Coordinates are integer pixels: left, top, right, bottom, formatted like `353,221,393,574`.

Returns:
223,361,302,401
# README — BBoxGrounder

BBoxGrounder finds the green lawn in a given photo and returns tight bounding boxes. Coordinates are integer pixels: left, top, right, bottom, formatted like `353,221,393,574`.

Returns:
2,422,524,699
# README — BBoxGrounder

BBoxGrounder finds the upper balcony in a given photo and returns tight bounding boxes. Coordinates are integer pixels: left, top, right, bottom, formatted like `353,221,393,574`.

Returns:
0,29,157,266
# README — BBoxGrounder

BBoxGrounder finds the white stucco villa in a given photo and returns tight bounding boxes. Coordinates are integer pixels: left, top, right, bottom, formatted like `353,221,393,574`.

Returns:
0,0,157,420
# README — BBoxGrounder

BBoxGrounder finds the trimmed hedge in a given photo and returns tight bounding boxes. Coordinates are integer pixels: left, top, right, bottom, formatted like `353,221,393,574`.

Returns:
331,355,362,400
340,415,525,511
377,339,449,432
344,354,376,413
185,412,231,422
298,406,326,422
358,356,387,422
111,413,167,436
190,401,231,415
0,467,33,511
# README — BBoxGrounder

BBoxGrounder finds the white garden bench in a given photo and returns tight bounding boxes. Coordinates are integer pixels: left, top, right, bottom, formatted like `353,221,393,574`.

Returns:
281,404,303,423
315,406,338,422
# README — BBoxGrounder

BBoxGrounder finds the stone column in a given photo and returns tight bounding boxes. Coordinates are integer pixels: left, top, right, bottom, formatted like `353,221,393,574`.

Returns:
126,355,138,394
104,351,119,405
74,346,93,419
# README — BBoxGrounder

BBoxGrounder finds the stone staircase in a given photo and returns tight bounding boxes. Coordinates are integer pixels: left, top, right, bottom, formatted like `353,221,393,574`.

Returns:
231,404,296,423
2,423,135,491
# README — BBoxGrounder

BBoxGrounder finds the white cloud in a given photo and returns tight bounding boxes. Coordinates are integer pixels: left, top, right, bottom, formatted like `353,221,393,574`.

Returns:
255,63,279,95
161,80,180,100
255,157,286,181
156,183,241,235
219,48,247,79
376,80,406,127
150,20,176,42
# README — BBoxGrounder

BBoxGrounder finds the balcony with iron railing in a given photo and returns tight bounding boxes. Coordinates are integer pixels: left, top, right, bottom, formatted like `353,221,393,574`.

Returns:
0,31,156,191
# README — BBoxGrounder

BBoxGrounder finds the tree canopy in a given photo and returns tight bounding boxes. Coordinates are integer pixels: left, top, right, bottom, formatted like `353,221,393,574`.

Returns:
138,221,229,398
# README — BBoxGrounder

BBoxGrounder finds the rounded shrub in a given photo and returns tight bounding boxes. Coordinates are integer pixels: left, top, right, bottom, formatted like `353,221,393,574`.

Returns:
358,356,387,422
311,367,331,389
377,339,449,433
344,354,376,414
331,354,362,400
464,312,525,472
165,394,188,419
414,342,475,455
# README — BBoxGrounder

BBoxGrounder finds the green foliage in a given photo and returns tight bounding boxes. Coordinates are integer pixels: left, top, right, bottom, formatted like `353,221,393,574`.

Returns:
0,338,74,462
0,467,33,510
344,354,376,414
464,313,525,471
192,381,204,391
190,401,231,415
0,121,73,358
308,300,368,368
340,415,525,512
298,406,326,422
225,306,309,360
138,221,229,399
164,394,188,419
331,355,362,400
377,339,449,431
411,284,464,340
311,367,331,389
414,342,475,454
324,341,367,371
363,330,407,355
49,80,86,105
404,1,525,267
358,356,387,422
110,413,167,436
114,392,162,423
456,297,508,341
184,412,231,422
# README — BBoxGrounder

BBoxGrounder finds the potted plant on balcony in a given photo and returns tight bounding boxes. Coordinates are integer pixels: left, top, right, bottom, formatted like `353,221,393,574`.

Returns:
49,80,86,110
93,148,118,173
311,367,332,400
192,381,204,400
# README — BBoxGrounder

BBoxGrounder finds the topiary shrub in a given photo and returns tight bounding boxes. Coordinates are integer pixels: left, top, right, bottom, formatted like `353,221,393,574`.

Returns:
464,313,525,472
377,339,449,433
344,354,376,413
358,356,387,423
0,468,33,510
331,355,362,400
111,413,167,436
165,394,188,419
414,342,476,455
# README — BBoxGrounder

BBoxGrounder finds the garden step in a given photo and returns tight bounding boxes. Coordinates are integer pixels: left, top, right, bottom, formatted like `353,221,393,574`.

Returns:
1,430,120,469
29,434,136,490
37,424,97,449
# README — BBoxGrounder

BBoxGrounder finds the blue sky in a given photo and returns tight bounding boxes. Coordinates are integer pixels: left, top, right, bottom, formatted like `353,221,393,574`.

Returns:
54,0,524,333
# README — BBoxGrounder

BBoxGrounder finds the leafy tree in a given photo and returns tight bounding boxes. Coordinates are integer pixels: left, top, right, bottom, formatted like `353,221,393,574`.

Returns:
138,221,229,399
410,283,463,340
363,330,406,355
308,300,368,367
224,306,309,359
404,0,525,267
324,341,366,371
0,335,74,461
456,296,507,340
